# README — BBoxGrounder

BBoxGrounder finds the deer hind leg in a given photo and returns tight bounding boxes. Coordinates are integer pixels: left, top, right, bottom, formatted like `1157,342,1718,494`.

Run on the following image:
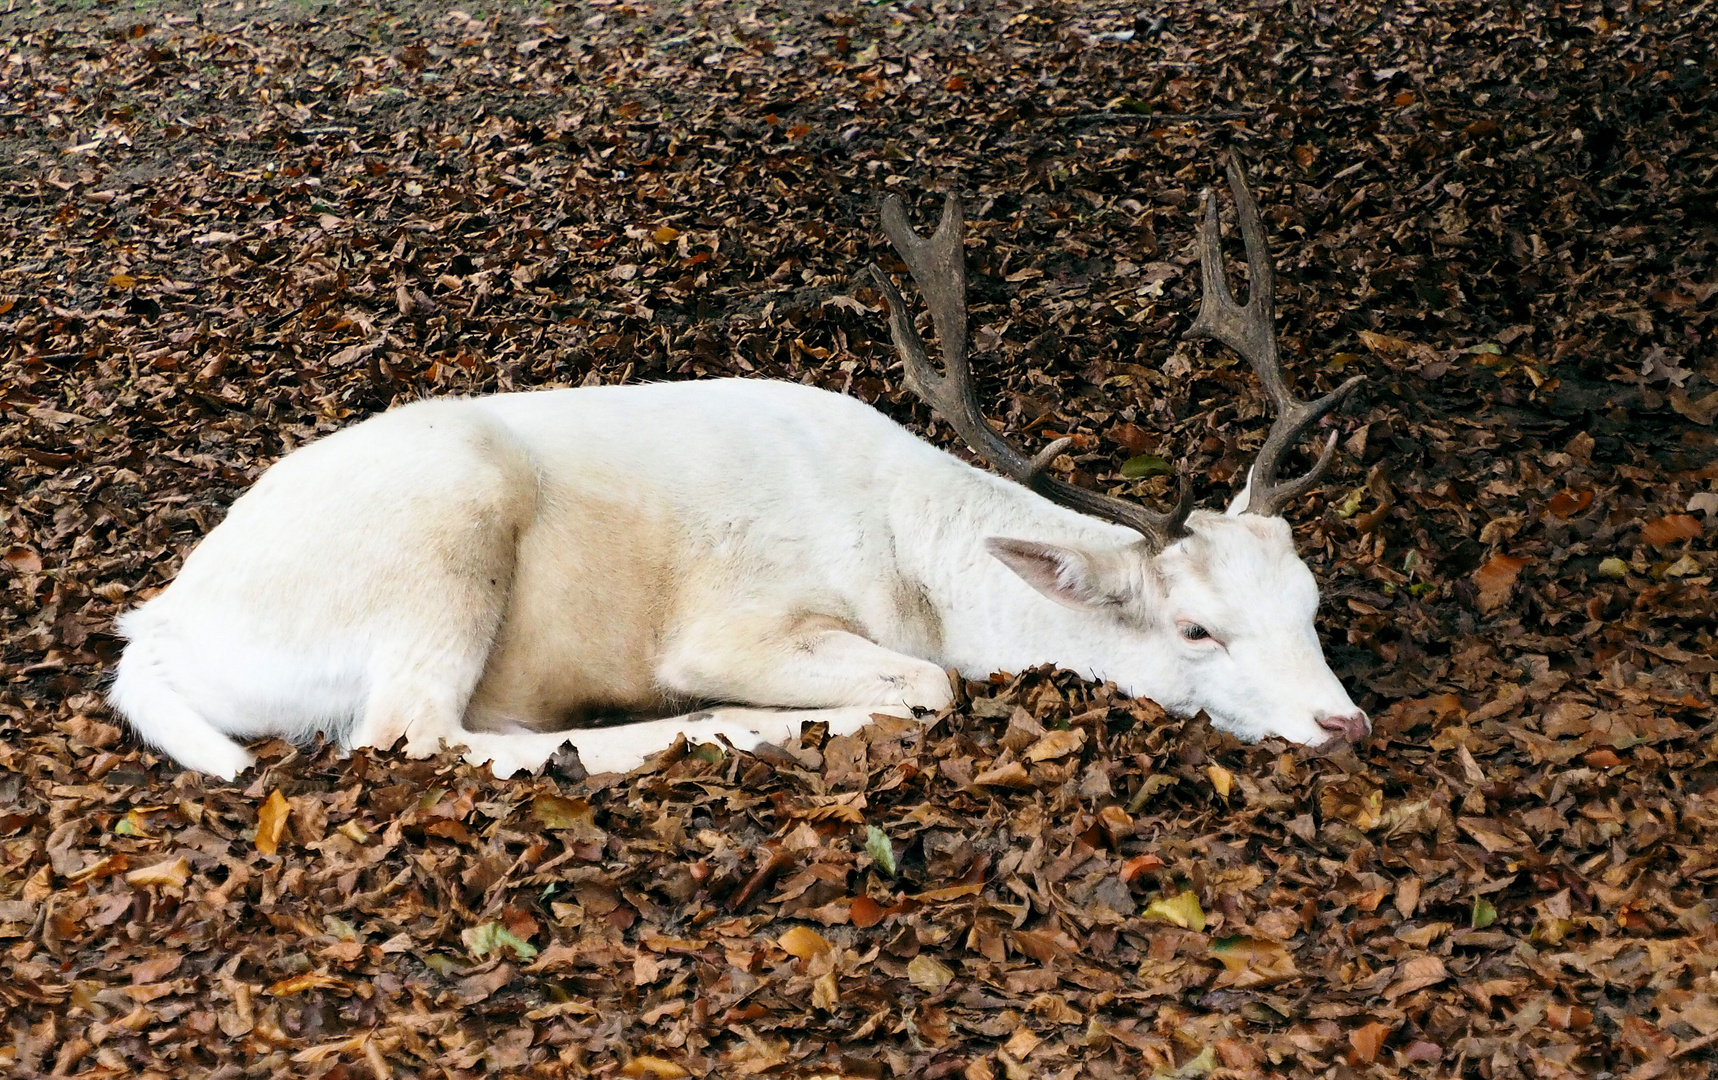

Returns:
560,704,918,776
544,612,957,775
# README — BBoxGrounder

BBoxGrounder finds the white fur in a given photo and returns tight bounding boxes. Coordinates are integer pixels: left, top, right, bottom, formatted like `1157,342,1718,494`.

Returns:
109,379,1363,780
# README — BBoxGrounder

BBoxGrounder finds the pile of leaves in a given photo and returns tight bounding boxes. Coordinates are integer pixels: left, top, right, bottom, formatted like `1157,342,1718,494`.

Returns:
3,0,1716,1076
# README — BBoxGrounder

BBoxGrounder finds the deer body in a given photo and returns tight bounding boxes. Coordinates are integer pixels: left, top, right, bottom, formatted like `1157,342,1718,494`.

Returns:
112,163,1370,780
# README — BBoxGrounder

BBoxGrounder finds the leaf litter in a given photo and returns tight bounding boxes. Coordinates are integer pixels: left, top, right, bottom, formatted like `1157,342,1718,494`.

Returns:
1,0,1716,1077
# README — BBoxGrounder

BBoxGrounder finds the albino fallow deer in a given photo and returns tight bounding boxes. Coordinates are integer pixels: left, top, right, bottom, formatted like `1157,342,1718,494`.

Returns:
110,162,1369,781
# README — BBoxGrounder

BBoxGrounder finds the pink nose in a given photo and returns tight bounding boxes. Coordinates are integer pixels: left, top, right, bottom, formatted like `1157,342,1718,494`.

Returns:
1316,711,1371,745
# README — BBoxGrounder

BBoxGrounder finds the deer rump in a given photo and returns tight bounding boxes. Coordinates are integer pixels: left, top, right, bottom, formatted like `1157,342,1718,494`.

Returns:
110,162,1370,781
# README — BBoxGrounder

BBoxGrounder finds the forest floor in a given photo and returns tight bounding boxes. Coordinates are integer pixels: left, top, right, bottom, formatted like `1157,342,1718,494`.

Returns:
2,0,1717,1077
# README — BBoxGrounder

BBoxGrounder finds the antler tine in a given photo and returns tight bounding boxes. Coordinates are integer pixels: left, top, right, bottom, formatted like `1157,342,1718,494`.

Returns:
1184,158,1364,517
869,193,1194,549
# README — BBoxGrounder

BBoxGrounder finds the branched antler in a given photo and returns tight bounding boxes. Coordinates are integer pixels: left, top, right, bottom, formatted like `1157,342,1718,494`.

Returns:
867,193,1193,550
1185,159,1364,517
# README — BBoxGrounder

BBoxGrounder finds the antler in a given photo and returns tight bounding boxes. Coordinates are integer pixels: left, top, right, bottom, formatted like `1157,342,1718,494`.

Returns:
867,193,1193,550
1185,159,1364,517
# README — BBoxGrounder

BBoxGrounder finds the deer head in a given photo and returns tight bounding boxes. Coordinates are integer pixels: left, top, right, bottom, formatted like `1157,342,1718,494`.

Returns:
869,161,1370,750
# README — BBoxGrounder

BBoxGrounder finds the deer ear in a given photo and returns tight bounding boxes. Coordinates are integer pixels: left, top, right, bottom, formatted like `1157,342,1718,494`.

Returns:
1226,466,1256,516
985,538,1132,610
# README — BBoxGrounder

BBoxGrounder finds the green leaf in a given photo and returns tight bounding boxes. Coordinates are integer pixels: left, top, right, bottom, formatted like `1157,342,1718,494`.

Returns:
323,915,360,941
1333,485,1367,519
689,741,727,764
1121,454,1173,479
463,921,537,961
1471,897,1497,929
865,824,897,877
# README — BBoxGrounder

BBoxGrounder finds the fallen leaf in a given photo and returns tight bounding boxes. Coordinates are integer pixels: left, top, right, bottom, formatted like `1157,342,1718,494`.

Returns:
849,895,885,928
864,824,897,876
463,921,537,961
1023,728,1085,762
1471,897,1498,929
1143,890,1205,932
256,789,290,855
623,1056,690,1079
1383,955,1449,1000
125,856,190,888
777,926,831,960
969,761,1033,787
1641,514,1702,547
1348,1021,1392,1064
1473,553,1528,614
908,954,954,992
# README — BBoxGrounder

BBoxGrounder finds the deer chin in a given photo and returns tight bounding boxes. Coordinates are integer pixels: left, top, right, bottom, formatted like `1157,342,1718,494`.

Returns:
1205,710,1340,748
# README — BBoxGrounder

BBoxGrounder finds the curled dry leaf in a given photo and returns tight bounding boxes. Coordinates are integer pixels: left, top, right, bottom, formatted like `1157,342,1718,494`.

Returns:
124,856,190,888
1022,727,1085,762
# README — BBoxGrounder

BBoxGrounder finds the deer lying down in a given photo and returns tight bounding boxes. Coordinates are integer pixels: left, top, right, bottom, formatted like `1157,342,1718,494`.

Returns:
110,162,1369,781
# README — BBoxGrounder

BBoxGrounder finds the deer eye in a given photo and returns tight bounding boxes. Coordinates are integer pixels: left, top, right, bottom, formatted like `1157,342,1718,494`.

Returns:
1179,623,1212,642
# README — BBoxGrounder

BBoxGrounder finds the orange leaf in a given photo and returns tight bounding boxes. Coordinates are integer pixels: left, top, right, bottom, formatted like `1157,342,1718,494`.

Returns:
1641,514,1702,547
1348,1021,1392,1064
1393,91,1417,106
945,75,967,91
1546,489,1593,518
777,926,831,959
1120,854,1164,882
1472,553,1527,614
267,972,352,996
3,547,41,574
256,789,290,855
849,895,885,928
1583,748,1623,769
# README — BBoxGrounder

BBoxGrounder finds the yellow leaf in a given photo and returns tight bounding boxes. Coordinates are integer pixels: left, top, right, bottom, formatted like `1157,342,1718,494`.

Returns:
777,925,831,959
108,273,136,289
1206,764,1233,799
1358,330,1414,357
622,1055,690,1079
256,789,290,855
1143,890,1205,932
532,794,607,842
651,226,679,244
125,856,190,889
907,954,953,992
1023,728,1085,762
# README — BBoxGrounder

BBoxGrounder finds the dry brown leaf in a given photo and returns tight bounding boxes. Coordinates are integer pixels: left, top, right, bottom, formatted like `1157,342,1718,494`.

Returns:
1473,553,1528,614
125,857,190,889
1641,514,1702,547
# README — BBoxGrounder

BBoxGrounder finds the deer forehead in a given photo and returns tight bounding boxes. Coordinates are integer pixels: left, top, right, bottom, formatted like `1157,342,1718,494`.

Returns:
1158,514,1319,617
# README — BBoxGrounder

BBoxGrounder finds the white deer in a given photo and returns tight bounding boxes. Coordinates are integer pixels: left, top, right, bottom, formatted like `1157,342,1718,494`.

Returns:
109,162,1369,781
